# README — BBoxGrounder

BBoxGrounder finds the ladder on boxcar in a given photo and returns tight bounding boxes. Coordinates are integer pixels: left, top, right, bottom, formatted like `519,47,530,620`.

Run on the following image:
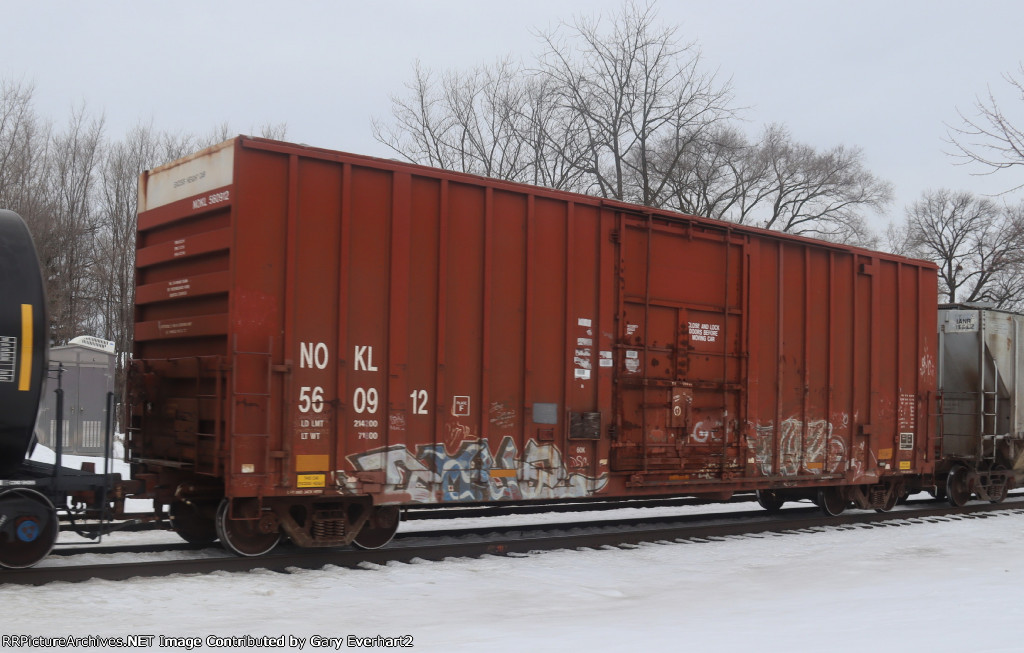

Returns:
193,359,223,476
227,337,275,486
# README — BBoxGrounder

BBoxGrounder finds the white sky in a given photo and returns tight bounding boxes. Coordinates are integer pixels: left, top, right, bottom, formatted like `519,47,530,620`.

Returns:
4,0,1024,231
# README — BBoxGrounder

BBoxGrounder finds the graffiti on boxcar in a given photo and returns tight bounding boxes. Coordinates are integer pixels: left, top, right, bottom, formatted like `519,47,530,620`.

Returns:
342,436,608,503
489,402,517,430
849,440,866,479
690,419,723,444
744,417,846,477
444,422,472,450
389,413,407,432
421,440,490,501
343,445,438,503
520,440,597,497
920,353,935,379
745,423,775,475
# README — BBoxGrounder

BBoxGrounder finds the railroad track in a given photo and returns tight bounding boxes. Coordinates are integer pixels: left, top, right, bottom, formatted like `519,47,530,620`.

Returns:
50,500,771,557
401,493,757,519
8,497,1023,587
58,493,759,534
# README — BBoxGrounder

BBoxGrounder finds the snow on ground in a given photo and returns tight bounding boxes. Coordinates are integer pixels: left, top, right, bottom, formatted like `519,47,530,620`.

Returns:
28,441,130,476
11,447,1024,652
2,510,1024,652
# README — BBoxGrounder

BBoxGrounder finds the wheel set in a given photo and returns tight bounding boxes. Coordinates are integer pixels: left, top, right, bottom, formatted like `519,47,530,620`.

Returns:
0,488,59,569
168,495,401,556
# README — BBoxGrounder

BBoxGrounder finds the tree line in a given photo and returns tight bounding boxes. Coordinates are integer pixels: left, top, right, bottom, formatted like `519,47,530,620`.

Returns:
374,2,1024,310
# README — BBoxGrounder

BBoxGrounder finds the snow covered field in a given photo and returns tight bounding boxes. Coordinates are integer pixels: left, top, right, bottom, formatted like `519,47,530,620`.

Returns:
3,504,1024,652
10,445,1024,652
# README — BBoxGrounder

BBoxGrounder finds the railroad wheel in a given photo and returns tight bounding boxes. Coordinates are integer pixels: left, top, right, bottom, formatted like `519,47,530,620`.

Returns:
874,489,899,513
756,489,786,514
946,465,972,507
0,488,59,568
989,466,1009,504
169,499,219,545
215,498,280,557
818,487,847,516
352,505,401,550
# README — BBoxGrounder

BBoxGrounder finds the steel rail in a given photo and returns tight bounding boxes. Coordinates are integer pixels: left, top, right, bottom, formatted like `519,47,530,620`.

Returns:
7,498,1023,587
58,494,760,533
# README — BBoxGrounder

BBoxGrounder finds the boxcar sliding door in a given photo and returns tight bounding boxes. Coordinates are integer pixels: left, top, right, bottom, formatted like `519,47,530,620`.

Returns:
611,213,747,485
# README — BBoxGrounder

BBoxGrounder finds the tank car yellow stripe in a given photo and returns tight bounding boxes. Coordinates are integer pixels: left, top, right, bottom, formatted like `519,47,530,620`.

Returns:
18,304,32,391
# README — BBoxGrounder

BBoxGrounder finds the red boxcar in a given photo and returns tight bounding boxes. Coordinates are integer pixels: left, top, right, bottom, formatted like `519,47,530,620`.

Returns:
129,137,939,554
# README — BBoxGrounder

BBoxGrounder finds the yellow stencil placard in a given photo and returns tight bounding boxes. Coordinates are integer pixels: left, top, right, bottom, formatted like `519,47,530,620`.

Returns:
296,454,329,472
297,474,325,488
18,304,32,391
899,460,911,470
489,469,517,478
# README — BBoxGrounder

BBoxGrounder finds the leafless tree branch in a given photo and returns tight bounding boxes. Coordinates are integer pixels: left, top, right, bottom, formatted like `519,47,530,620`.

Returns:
947,63,1024,194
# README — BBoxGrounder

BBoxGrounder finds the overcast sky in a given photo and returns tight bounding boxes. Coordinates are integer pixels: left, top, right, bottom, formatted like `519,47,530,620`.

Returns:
4,0,1024,232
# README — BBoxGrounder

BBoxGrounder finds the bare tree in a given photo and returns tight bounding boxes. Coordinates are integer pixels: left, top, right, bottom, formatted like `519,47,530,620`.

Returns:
652,125,757,220
373,62,456,171
517,73,592,191
747,126,890,245
44,104,107,343
0,79,37,204
93,124,163,398
372,5,888,246
536,1,733,204
948,63,1024,193
202,121,236,146
372,2,735,203
4,97,110,344
0,79,56,236
655,123,889,245
373,58,590,191
254,122,288,140
434,58,532,179
893,189,1024,307
146,118,284,164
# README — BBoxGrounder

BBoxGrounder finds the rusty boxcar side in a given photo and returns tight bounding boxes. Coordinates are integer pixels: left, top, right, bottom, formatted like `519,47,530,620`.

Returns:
129,137,938,553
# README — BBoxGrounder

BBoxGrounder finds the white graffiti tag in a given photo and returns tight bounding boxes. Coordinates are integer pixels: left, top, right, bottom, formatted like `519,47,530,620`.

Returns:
744,417,846,477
